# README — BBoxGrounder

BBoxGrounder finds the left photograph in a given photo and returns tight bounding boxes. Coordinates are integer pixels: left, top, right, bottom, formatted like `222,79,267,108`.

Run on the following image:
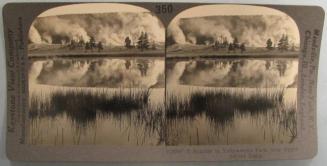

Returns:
28,3,165,146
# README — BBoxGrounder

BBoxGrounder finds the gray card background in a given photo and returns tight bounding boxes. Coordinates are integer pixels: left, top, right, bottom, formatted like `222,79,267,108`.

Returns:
0,0,326,165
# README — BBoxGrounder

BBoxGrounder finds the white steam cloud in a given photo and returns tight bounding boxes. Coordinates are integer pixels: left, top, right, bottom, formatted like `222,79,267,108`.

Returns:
28,25,43,44
29,12,164,46
168,15,300,47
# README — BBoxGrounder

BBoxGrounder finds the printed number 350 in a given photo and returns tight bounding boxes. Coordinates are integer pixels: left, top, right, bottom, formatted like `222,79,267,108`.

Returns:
155,4,173,14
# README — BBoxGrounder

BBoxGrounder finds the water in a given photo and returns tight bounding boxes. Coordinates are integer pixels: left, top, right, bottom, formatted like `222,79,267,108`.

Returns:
28,57,298,146
28,57,165,145
165,58,298,145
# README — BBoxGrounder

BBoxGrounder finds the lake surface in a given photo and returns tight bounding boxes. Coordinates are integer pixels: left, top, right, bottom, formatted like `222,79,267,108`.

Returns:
28,57,298,146
28,57,165,145
165,58,298,145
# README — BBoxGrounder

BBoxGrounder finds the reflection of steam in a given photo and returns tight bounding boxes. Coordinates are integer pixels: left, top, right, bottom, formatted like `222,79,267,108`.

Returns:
29,61,44,84
140,60,165,87
167,61,186,88
29,12,164,46
29,59,165,88
167,59,298,88
168,15,299,47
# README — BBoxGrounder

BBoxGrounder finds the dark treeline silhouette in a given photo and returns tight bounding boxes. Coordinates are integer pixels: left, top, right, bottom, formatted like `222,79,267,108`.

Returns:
68,36,103,52
266,34,295,52
67,32,157,53
125,32,156,51
210,34,295,53
212,36,246,53
277,34,289,51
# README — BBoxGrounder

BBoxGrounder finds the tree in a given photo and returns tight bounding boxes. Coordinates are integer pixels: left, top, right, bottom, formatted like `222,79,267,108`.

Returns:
89,36,96,51
125,36,132,48
78,39,85,47
284,35,289,51
228,43,234,53
151,41,156,50
137,32,144,50
233,37,240,49
137,32,150,51
97,41,103,52
278,35,285,51
266,38,273,50
214,40,220,50
85,42,90,52
278,34,289,51
240,43,246,53
143,32,150,49
69,39,76,50
222,37,228,48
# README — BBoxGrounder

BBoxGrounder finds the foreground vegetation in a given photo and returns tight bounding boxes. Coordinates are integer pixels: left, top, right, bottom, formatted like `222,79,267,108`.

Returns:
29,87,297,145
29,88,152,124
166,88,285,118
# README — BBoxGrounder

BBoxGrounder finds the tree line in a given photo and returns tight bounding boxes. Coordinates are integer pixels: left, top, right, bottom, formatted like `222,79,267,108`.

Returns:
212,37,246,53
266,34,296,51
67,32,156,52
211,34,295,53
125,32,156,51
68,36,103,52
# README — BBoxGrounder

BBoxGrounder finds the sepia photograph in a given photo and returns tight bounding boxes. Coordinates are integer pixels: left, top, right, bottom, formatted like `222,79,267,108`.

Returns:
3,1,326,162
27,3,299,146
28,3,165,145
166,5,299,145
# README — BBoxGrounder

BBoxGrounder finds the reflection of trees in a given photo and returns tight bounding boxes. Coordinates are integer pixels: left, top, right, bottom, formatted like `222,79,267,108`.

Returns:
88,62,97,72
34,58,163,87
265,61,272,70
125,60,131,70
173,59,295,88
275,60,287,76
230,60,244,72
265,60,288,76
136,59,150,77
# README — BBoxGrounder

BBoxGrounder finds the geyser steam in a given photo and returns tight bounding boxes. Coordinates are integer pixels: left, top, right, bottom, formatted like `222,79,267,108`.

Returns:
168,15,300,47
29,12,165,46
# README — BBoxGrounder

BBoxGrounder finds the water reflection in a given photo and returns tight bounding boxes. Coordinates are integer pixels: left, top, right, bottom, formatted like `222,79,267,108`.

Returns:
167,59,298,88
30,58,165,88
28,57,298,145
165,58,298,145
28,57,165,145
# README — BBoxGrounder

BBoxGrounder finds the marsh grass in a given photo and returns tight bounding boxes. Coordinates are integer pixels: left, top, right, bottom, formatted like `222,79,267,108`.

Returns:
166,89,290,125
165,88,297,144
29,88,152,125
166,88,285,119
29,86,297,145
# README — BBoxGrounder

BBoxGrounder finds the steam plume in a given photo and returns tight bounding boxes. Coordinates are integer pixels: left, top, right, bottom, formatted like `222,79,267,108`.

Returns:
29,12,164,46
168,15,299,47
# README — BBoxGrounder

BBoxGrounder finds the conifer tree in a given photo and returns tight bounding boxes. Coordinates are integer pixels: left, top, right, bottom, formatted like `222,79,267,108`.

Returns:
137,32,144,51
125,36,132,48
266,38,273,50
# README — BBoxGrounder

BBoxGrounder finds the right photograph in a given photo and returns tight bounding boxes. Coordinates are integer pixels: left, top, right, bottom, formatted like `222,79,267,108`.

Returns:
166,5,299,145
